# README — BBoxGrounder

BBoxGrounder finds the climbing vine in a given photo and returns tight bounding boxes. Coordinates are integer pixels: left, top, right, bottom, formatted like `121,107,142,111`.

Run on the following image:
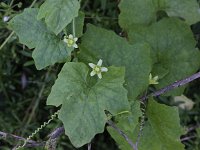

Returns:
4,0,200,149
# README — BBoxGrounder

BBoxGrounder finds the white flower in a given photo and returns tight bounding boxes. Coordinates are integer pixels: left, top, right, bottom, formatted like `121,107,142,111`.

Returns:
63,34,78,48
3,16,10,22
89,59,108,79
149,73,159,85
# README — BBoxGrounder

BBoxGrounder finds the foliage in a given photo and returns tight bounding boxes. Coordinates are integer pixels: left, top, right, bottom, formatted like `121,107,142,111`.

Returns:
47,63,129,147
109,98,186,150
37,0,80,35
1,0,200,149
9,8,73,70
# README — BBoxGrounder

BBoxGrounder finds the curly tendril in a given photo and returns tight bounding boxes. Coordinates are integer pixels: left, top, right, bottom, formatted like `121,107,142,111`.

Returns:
136,100,147,147
15,110,60,150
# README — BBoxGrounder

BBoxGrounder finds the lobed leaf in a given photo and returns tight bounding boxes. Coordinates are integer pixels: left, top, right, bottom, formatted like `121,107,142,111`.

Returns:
9,8,73,70
128,18,200,95
37,0,80,35
108,98,185,150
78,24,152,100
47,62,130,147
119,0,200,30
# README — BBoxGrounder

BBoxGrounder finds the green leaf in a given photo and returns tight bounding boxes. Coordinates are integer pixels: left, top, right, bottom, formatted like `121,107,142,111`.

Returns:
108,99,185,150
144,99,185,150
9,8,73,70
119,0,200,29
37,0,80,35
151,63,169,80
47,62,130,147
128,18,200,95
78,24,152,99
165,0,200,25
119,0,157,29
66,11,85,38
107,100,141,150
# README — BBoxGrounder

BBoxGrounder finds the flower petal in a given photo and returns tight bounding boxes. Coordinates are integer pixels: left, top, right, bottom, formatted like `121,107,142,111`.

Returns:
74,37,78,42
97,73,102,79
153,76,159,81
89,63,95,68
69,34,73,39
90,70,96,76
73,44,78,48
63,39,67,43
101,67,108,72
149,73,152,80
97,59,103,66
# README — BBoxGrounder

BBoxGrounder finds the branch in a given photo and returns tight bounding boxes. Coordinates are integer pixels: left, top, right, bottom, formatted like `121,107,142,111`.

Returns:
107,120,137,150
181,135,196,142
1,127,65,149
136,71,200,148
0,131,45,148
187,124,200,132
12,142,45,149
141,71,200,101
48,126,65,139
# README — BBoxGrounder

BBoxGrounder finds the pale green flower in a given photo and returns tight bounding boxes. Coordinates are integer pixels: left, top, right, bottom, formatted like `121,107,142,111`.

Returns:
149,73,159,85
89,59,108,79
63,34,78,48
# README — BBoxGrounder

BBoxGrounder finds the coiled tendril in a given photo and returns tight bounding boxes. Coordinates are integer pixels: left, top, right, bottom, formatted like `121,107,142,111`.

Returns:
15,110,60,150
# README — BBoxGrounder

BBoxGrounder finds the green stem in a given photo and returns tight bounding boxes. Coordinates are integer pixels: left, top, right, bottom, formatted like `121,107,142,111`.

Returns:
0,32,14,50
72,18,76,37
29,0,37,8
9,0,15,6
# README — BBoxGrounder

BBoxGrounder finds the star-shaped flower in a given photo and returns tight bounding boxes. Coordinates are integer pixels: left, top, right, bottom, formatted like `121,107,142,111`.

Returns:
89,59,108,79
149,73,159,85
63,34,78,48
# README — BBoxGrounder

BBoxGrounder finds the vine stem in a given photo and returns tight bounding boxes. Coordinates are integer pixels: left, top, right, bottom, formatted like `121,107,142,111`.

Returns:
141,71,200,101
181,135,196,142
15,111,60,150
29,0,37,8
48,127,65,139
72,18,76,37
0,131,38,144
0,32,14,50
135,90,148,149
0,0,37,51
107,120,137,150
9,0,15,6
